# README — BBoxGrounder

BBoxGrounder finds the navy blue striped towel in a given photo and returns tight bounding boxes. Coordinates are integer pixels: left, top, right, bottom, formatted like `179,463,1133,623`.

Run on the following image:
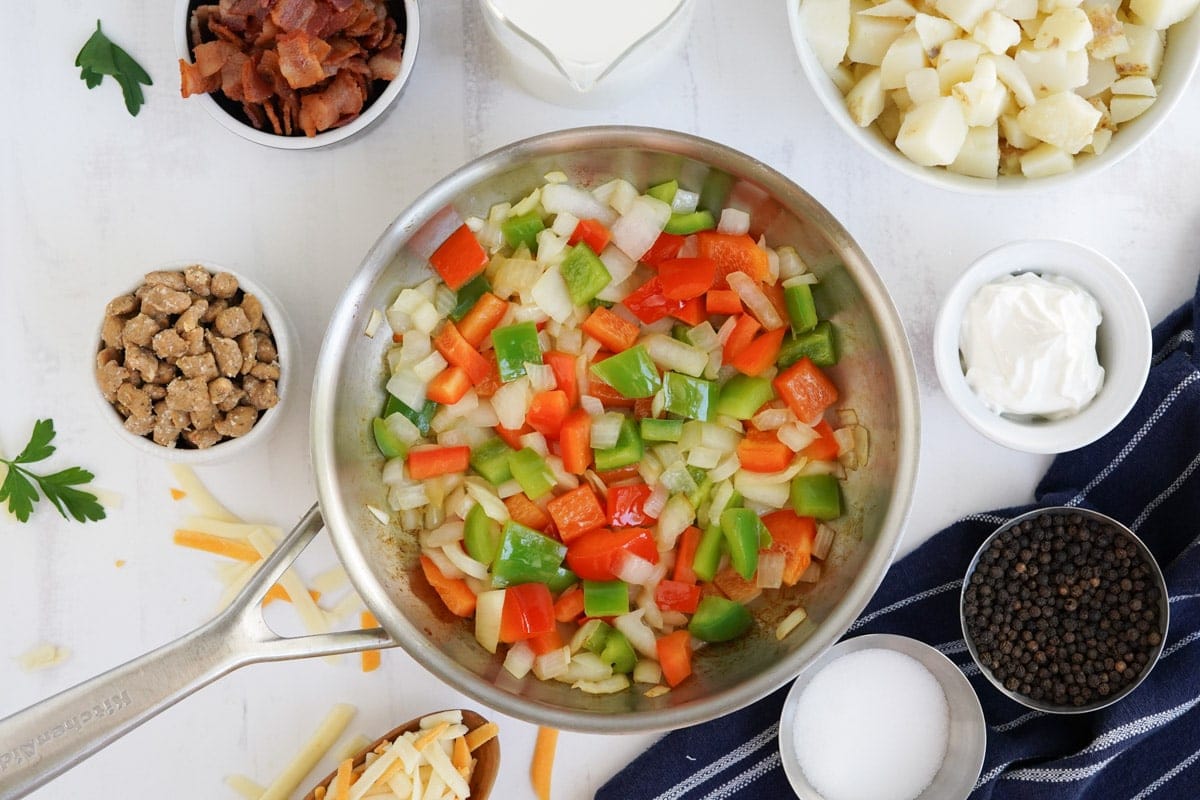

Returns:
598,272,1200,800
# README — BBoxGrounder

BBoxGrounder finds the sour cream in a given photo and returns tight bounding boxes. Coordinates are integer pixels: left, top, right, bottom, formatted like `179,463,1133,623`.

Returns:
959,272,1104,419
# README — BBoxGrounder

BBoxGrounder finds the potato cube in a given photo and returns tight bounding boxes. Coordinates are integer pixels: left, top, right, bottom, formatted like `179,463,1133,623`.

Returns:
1015,45,1089,96
1017,91,1102,153
1111,76,1157,96
895,96,970,165
1109,94,1157,123
1088,126,1114,155
848,13,909,65
949,125,1001,177
1033,7,1094,49
1130,0,1200,29
1078,57,1119,96
1038,0,1084,12
1000,112,1040,148
935,0,997,31
877,103,904,140
937,39,985,92
987,53,1036,107
880,31,930,89
954,65,1008,126
972,10,1022,52
996,0,1039,17
1020,143,1076,177
914,13,961,55
906,66,944,104
802,0,853,74
1115,25,1165,78
1086,6,1129,60
890,87,914,110
846,68,888,125
859,0,920,16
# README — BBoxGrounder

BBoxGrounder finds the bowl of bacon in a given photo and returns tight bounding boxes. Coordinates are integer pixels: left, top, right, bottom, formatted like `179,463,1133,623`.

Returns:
175,0,420,149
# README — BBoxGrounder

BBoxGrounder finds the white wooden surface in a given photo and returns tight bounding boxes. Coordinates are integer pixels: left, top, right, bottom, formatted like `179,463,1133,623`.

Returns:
2,1,1199,798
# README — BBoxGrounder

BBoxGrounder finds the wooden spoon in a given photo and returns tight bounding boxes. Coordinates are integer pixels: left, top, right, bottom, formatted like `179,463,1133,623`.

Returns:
303,709,500,800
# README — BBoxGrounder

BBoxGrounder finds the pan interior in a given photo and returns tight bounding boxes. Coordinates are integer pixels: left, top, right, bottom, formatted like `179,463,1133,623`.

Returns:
311,128,919,732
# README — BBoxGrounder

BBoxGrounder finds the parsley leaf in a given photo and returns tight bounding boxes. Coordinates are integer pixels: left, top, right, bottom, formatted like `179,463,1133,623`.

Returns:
1,420,106,524
75,20,152,117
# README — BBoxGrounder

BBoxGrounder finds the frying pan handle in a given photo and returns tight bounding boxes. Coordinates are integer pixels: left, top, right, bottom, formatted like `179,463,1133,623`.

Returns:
0,504,396,798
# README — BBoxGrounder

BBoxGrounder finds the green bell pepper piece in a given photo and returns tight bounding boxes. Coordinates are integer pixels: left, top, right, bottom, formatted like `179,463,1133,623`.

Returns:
470,437,515,485
640,418,683,443
790,474,842,519
785,283,819,334
778,321,838,368
688,474,713,512
720,508,764,581
502,210,545,253
646,179,678,205
547,566,578,594
692,524,725,582
671,323,692,343
599,629,637,674
589,297,615,310
449,273,492,322
561,243,612,306
699,170,734,215
688,596,753,643
372,417,407,459
661,372,719,421
593,416,644,472
508,448,555,500
491,521,567,587
580,619,612,653
583,579,630,617
491,321,542,382
591,346,662,399
464,503,501,564
383,395,437,437
714,375,775,420
663,210,716,236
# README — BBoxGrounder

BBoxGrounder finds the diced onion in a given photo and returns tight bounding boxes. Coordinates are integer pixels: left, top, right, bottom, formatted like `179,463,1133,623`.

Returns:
766,247,780,283
659,462,697,495
544,170,568,184
467,400,500,429
442,542,489,580
519,431,550,456
556,328,583,354
389,484,429,511
420,520,464,548
775,606,809,640
510,187,541,217
778,246,807,279
465,215,485,232
708,480,734,525
672,189,699,214
433,285,457,317
570,618,605,654
531,265,574,323
550,210,578,236
614,550,658,586
717,208,751,235
492,257,542,301
504,640,535,678
382,457,409,487
547,455,580,491
364,309,383,338
751,408,791,431
727,271,784,330
715,315,738,345
593,178,639,215
384,412,423,447
492,377,532,430
661,610,688,629
814,523,836,561
611,196,672,262
385,370,427,411
465,479,509,522
798,562,822,583
651,443,682,466
687,321,719,352
424,547,466,580
709,452,741,483
410,302,442,334
679,235,699,258
777,421,819,452
399,330,432,365
614,610,658,659
599,244,638,286
703,349,723,380
643,334,708,378
583,469,608,496
716,415,745,433
525,362,558,392
686,446,722,469
542,183,617,226
366,504,389,524
533,646,572,680
496,479,522,498
757,552,786,589
536,229,568,267
558,652,614,684
798,459,845,479
579,395,604,416
412,351,449,383
643,482,669,518
633,659,662,685
574,675,631,695
591,412,625,449
734,473,790,507
475,590,506,653
637,589,664,630
581,336,603,363
446,487,472,521
656,494,694,551
782,273,820,286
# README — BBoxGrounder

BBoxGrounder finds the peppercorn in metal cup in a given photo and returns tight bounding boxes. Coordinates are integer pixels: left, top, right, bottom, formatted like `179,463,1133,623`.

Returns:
960,507,1169,714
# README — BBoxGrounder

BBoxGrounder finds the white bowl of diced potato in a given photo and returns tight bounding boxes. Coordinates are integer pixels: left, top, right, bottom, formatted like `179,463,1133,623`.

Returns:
787,0,1200,190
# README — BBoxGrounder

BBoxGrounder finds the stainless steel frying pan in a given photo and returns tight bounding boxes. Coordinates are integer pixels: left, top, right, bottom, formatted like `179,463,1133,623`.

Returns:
0,127,919,798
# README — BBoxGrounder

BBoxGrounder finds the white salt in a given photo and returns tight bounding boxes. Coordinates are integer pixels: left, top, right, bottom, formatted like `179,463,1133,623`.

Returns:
792,648,949,800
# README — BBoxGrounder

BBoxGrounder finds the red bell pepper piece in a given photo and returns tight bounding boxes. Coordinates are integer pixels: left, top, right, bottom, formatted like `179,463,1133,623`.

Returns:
595,464,641,484
565,527,658,581
457,292,509,348
722,314,761,363
633,396,656,420
426,365,471,406
587,372,636,408
434,322,491,386
729,327,786,376
658,257,717,301
581,307,640,353
697,231,770,287
642,232,685,266
606,483,655,527
546,485,607,544
419,555,477,617
504,492,552,532
500,582,556,643
673,525,702,584
655,579,702,614
656,629,693,687
801,419,841,461
429,224,488,290
762,509,816,585
527,390,570,438
544,351,579,407
671,297,706,326
706,290,743,316
408,446,470,480
495,422,532,450
774,357,839,424
553,585,586,622
474,350,502,398
736,429,793,473
621,277,686,324
559,409,592,475
528,627,565,655
569,218,612,254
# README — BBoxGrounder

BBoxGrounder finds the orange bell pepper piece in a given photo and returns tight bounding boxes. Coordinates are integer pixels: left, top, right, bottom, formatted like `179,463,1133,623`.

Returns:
559,409,592,475
581,307,640,353
420,555,477,617
429,224,488,290
426,365,471,405
546,485,607,544
408,446,470,480
773,357,839,424
656,630,693,687
457,292,509,348
729,327,786,376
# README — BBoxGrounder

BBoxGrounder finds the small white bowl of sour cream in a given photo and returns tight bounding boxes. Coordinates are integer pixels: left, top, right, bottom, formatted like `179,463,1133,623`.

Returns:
934,239,1152,454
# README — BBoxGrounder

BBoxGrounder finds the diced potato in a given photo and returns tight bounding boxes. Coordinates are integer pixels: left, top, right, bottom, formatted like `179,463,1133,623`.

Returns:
846,68,888,125
906,66,944,104
972,10,1022,52
953,59,1008,125
1088,126,1114,155
913,13,961,55
949,125,1001,177
1033,7,1094,49
1019,15,1045,38
937,39,985,92
996,0,1039,17
1109,94,1157,123
895,96,970,165
859,0,920,15
934,0,998,31
802,0,853,74
1111,76,1157,96
848,13,909,65
1015,45,1089,96
987,53,1036,107
1130,0,1200,29
880,31,929,89
1017,91,1102,153
890,87,915,110
1086,6,1129,60
1115,25,1165,78
1079,56,1120,96
1038,0,1084,11
830,63,857,94
1000,112,1040,148
877,103,904,140
1020,142,1076,177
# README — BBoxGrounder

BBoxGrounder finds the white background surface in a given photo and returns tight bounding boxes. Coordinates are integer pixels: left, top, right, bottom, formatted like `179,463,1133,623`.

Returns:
2,1,1199,798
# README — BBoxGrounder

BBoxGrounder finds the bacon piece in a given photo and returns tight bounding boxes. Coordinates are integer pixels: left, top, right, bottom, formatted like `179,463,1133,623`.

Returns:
328,0,356,10
192,39,241,76
219,50,251,101
298,69,363,136
242,101,267,130
179,59,221,98
303,2,333,38
367,38,403,81
270,0,318,32
242,57,274,103
275,30,331,89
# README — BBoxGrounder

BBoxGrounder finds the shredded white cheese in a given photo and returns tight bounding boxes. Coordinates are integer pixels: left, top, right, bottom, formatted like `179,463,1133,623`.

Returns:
16,643,70,671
